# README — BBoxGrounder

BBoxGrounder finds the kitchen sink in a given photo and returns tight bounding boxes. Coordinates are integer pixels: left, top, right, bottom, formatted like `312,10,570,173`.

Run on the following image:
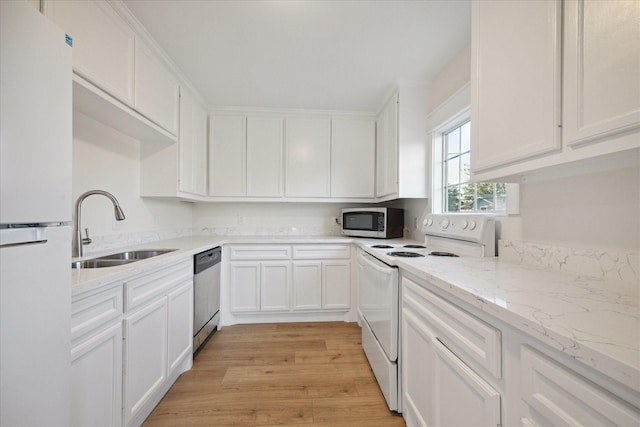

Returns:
72,249,177,269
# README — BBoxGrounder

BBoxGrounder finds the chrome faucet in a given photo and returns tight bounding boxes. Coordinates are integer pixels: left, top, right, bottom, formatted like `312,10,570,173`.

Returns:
73,190,126,258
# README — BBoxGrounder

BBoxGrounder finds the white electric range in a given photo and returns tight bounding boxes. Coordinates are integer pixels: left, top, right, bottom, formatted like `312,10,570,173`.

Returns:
357,213,496,413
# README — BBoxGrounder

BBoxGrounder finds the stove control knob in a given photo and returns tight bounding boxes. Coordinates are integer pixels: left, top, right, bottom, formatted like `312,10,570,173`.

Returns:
426,218,433,227
460,220,468,230
468,220,477,230
440,219,450,229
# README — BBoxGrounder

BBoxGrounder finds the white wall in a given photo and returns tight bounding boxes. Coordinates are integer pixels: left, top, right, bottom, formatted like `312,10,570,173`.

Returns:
72,112,192,254
501,165,640,252
192,201,371,236
427,44,471,115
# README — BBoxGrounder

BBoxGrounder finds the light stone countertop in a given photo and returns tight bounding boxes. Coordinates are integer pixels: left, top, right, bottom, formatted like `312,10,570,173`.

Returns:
71,235,639,394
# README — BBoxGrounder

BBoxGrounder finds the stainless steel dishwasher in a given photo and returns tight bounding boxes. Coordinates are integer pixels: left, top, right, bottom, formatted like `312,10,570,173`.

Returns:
193,246,221,354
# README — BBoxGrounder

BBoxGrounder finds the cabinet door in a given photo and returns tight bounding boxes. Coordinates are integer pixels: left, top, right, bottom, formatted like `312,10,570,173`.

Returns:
123,298,168,426
563,0,640,147
471,0,561,173
229,262,260,312
322,261,350,309
179,89,208,196
247,117,284,197
292,262,322,310
209,115,246,196
135,42,180,135
376,95,399,198
70,323,122,427
285,118,331,197
167,282,193,372
261,262,291,311
45,0,135,105
331,119,376,198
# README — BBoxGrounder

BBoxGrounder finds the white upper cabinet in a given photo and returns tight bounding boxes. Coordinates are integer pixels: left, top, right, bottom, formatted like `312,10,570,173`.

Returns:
246,117,284,197
376,88,430,201
209,115,246,197
45,0,135,106
562,0,640,147
285,118,331,198
376,95,399,198
178,88,208,196
332,119,376,198
471,0,562,173
471,0,639,182
134,42,180,136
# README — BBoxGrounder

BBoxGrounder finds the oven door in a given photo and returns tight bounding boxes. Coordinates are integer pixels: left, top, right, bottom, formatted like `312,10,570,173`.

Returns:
357,250,398,361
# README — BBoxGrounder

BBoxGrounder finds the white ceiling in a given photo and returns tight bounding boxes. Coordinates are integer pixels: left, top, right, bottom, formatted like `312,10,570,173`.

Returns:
122,0,471,112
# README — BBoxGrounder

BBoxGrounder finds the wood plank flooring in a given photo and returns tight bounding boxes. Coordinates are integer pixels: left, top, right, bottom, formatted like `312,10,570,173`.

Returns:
143,322,406,426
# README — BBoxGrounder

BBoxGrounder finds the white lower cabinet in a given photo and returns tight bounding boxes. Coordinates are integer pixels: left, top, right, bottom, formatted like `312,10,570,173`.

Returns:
227,244,351,317
402,275,501,427
71,322,123,427
123,259,193,427
520,346,639,427
70,284,123,427
123,298,168,426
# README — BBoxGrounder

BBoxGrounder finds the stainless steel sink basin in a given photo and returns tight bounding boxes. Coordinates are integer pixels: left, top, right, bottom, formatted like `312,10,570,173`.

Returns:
72,249,177,269
97,249,177,261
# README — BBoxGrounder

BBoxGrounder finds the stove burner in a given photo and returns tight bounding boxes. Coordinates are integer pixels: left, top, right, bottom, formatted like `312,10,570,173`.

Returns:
371,244,394,249
403,244,426,249
387,251,425,258
429,251,459,257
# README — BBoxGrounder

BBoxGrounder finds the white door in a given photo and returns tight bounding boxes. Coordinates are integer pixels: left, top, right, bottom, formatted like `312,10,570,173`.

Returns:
229,262,260,312
123,298,168,426
261,262,291,311
247,116,284,197
322,261,350,309
134,42,180,135
563,0,640,147
285,117,331,197
70,323,123,427
331,119,376,198
45,0,135,106
167,282,193,372
471,0,561,172
209,115,246,196
1,1,72,224
179,88,208,196
292,262,322,310
357,251,398,360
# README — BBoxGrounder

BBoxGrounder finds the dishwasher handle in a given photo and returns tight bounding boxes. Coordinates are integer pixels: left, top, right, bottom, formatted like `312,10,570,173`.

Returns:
194,246,221,274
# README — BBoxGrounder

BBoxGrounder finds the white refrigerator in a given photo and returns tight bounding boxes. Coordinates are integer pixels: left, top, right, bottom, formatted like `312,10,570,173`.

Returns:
0,1,73,425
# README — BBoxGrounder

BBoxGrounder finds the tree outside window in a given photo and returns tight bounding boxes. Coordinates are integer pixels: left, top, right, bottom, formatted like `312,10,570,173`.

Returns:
444,121,505,212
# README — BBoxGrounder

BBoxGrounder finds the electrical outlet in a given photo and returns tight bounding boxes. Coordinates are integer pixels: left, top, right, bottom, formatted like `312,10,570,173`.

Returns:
413,217,418,228
237,215,245,225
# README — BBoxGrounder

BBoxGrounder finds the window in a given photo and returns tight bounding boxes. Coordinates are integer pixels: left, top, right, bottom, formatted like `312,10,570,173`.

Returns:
442,121,506,212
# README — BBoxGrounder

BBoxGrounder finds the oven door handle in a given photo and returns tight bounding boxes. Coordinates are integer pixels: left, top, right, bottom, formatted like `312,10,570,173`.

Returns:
358,252,393,273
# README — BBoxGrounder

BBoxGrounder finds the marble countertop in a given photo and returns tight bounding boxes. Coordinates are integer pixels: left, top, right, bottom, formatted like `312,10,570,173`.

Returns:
71,235,639,394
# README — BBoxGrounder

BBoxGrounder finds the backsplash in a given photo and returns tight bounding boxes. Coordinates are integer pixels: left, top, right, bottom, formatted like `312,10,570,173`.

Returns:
499,240,639,282
81,228,194,256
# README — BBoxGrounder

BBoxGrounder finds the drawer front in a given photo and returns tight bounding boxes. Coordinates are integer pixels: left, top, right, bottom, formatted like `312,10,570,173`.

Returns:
521,346,640,426
402,276,502,378
71,283,123,343
292,244,351,260
228,245,291,261
124,259,192,312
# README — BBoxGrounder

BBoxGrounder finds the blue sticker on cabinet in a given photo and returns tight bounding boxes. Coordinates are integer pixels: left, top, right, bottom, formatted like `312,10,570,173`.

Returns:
65,34,72,47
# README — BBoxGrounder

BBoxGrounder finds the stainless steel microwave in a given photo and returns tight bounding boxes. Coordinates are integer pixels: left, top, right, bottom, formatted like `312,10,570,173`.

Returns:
341,207,404,239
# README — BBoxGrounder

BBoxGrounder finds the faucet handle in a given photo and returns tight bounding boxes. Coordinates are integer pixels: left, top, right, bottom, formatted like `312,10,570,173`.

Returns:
82,228,92,245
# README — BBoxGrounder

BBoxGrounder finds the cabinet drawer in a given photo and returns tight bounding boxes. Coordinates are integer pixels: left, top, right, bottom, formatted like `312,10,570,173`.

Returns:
521,345,639,426
292,244,350,259
124,259,192,312
228,245,291,261
71,283,122,343
402,276,502,378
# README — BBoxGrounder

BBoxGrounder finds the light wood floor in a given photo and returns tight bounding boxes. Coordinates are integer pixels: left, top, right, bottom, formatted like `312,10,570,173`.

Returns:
143,322,406,426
